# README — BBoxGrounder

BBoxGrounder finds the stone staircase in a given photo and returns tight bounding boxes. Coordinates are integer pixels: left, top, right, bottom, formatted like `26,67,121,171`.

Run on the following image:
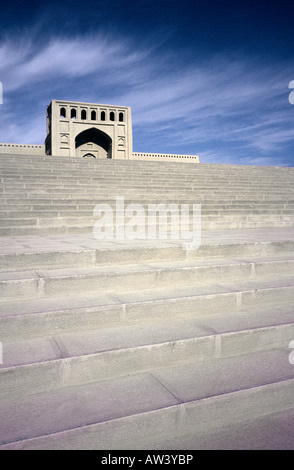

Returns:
0,153,294,450
1,154,294,236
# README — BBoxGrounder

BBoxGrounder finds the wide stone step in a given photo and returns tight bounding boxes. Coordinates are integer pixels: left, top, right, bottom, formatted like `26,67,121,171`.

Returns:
1,274,294,341
0,213,292,235
1,195,293,206
1,234,294,271
1,202,294,217
1,183,294,192
1,221,294,236
156,407,294,450
0,256,294,301
1,214,294,236
0,177,292,187
0,348,293,449
1,202,294,212
2,178,293,185
1,207,294,220
0,196,293,206
2,197,294,206
1,170,292,177
1,302,294,365
1,212,294,225
2,174,293,183
3,170,292,178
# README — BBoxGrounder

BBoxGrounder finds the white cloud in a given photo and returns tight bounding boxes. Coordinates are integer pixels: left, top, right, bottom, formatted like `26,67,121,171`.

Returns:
1,35,145,92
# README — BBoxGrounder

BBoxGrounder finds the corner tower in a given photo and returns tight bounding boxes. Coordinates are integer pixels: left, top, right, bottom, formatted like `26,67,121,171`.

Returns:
45,100,132,159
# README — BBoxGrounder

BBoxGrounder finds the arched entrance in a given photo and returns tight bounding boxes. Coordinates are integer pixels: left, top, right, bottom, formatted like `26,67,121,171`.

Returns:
83,153,97,159
75,128,112,159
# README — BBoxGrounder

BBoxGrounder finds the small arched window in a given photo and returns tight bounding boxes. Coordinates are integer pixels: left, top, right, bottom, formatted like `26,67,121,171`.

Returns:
60,107,66,118
91,110,96,121
83,153,96,159
119,112,124,122
71,108,77,119
110,111,115,121
81,109,87,120
101,111,106,121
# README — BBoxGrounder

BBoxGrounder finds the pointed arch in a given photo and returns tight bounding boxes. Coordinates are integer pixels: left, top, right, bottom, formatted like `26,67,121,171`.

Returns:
83,153,96,158
75,127,112,159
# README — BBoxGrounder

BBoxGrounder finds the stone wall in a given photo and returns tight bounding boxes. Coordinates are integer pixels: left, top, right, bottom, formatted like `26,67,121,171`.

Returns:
132,152,199,163
0,143,45,155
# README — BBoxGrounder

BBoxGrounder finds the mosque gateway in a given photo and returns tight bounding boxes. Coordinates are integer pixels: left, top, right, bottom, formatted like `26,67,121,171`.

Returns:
0,99,199,163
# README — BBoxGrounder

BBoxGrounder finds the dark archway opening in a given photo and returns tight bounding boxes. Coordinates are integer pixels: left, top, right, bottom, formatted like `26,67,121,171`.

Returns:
75,128,112,159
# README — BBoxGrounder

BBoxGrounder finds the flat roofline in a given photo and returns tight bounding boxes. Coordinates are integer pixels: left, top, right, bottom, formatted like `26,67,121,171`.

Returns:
50,100,130,110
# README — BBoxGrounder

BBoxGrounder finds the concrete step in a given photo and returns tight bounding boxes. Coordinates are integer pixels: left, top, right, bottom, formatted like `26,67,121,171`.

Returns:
2,196,294,205
1,274,294,341
1,208,294,219
0,348,293,449
1,180,294,189
1,217,294,236
155,407,294,450
0,212,293,226
9,183,287,191
1,203,294,217
0,224,290,237
1,177,293,186
5,167,278,176
0,255,294,301
1,191,290,200
2,202,294,211
1,176,293,185
1,237,294,271
1,302,294,367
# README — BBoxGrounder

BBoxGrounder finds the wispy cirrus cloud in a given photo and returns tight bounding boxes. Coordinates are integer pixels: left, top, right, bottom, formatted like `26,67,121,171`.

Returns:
0,29,294,166
1,34,147,91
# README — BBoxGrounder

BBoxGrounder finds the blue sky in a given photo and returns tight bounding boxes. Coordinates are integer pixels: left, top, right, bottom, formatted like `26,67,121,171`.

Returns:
0,0,294,166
